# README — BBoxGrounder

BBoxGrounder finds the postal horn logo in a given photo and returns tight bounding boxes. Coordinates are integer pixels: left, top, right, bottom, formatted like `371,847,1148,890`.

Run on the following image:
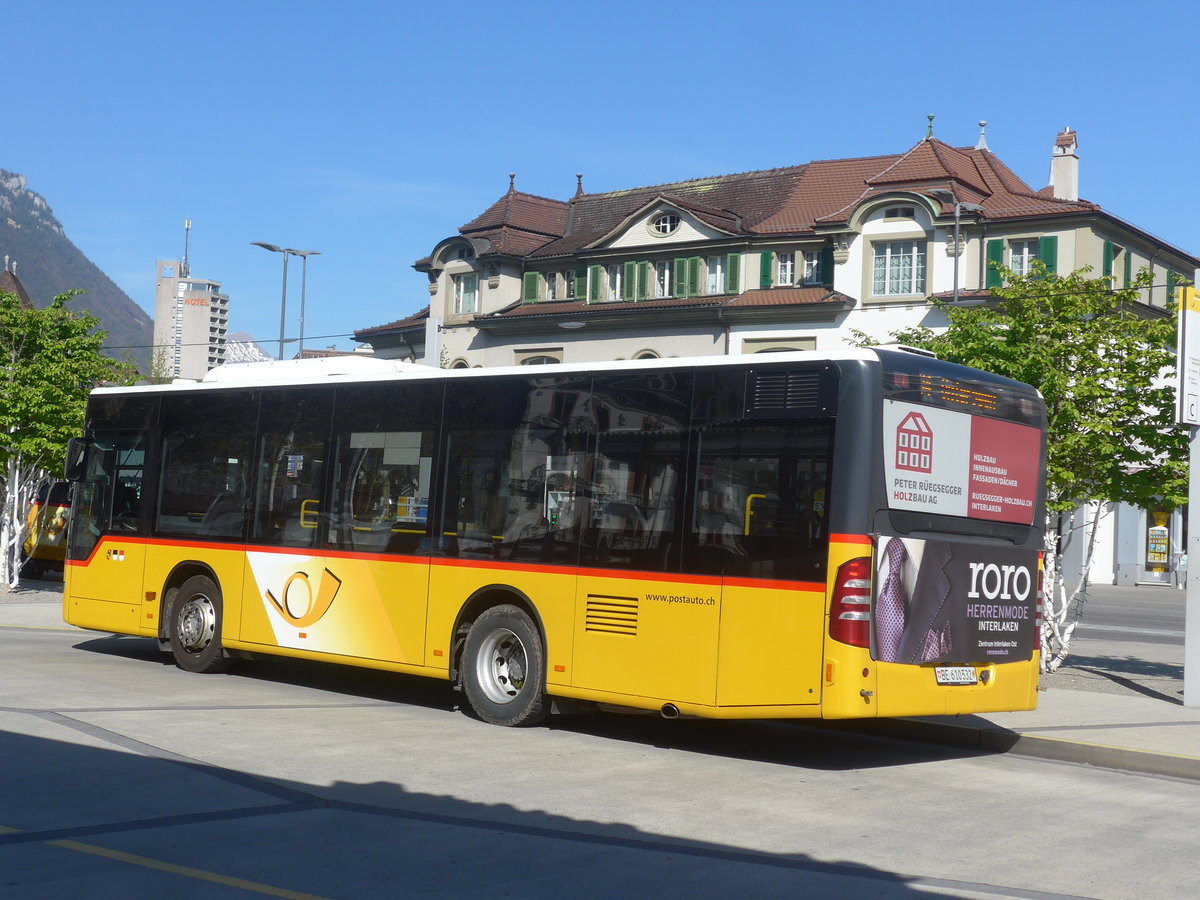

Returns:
265,568,342,628
896,411,934,473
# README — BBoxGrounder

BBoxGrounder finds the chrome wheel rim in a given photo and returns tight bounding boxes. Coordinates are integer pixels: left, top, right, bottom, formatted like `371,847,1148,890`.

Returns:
474,627,528,705
177,594,217,653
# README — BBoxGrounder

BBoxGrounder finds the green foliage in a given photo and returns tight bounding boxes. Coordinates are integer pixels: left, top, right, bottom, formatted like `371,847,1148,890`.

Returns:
886,264,1187,513
0,289,130,475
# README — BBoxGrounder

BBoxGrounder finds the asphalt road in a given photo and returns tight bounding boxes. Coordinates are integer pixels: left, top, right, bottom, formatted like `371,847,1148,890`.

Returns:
4,608,1200,899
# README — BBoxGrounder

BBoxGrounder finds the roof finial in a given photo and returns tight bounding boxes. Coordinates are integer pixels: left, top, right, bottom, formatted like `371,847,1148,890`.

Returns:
507,173,516,194
3,255,8,272
925,114,935,140
575,173,584,197
976,120,989,150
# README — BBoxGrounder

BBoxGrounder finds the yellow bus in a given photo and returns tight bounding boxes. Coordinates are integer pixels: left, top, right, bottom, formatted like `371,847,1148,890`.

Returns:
63,349,1046,726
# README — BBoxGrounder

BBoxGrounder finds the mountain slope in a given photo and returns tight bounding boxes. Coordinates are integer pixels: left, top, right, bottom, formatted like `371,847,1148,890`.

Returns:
0,170,153,370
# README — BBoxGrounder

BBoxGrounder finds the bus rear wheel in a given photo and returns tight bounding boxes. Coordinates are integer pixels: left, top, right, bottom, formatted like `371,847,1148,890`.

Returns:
462,605,547,727
170,575,232,674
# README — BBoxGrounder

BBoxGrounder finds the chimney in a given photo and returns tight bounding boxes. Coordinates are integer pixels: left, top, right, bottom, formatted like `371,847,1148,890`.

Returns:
1049,127,1079,201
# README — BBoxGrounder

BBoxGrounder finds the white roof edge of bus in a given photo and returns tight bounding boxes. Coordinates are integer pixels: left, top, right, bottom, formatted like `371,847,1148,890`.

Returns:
91,348,904,394
201,356,420,383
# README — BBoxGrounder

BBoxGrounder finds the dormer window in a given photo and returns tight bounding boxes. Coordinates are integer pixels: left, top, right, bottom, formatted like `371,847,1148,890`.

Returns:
884,207,916,219
650,213,680,236
456,246,475,260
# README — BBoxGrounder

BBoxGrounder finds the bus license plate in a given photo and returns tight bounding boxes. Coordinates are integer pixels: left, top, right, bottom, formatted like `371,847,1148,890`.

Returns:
935,666,977,686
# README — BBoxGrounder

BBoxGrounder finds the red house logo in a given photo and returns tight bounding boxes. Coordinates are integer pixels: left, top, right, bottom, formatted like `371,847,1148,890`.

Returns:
896,412,933,472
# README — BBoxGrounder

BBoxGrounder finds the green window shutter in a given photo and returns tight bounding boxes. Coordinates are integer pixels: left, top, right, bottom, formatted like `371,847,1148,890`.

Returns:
1123,249,1132,288
636,261,651,301
588,264,603,303
985,239,1004,289
820,246,835,286
1102,241,1114,279
1038,236,1058,276
623,261,637,301
522,272,540,303
673,258,689,297
725,253,740,294
760,251,773,288
687,257,702,297
574,266,587,300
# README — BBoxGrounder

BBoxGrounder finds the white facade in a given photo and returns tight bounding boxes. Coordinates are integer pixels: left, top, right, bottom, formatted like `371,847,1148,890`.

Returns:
151,258,230,380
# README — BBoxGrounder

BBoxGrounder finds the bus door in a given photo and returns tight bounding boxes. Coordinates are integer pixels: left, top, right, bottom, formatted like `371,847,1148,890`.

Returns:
698,426,830,707
64,430,150,633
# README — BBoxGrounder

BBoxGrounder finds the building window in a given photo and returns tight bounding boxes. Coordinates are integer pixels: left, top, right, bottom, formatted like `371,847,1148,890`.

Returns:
651,213,680,236
1010,240,1039,277
655,261,672,297
742,337,818,353
545,272,558,301
516,348,563,365
456,246,474,260
801,251,822,285
884,207,916,219
606,264,623,301
453,273,478,314
564,270,576,299
777,252,796,286
872,241,926,296
706,256,724,294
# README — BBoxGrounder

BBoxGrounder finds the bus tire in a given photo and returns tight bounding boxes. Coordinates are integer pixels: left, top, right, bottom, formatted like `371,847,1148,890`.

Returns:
170,575,232,674
462,605,547,727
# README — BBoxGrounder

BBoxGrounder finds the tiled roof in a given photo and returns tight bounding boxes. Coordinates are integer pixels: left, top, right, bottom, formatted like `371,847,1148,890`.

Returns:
354,305,429,338
424,134,1192,274
478,286,851,323
460,189,569,237
726,287,852,308
488,294,731,320
528,166,807,258
459,138,1100,259
0,268,33,309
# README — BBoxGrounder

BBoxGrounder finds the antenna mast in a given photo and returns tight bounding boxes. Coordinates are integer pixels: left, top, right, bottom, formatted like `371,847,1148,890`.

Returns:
181,219,192,277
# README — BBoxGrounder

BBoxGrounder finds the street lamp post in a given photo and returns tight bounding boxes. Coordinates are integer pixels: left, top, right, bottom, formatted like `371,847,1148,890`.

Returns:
928,190,985,303
251,242,293,360
291,250,321,357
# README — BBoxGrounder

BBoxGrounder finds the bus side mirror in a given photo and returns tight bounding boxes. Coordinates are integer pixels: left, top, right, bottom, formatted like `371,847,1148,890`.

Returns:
64,438,91,482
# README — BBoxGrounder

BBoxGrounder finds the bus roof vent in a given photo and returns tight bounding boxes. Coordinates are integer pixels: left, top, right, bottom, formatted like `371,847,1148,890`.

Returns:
745,367,834,417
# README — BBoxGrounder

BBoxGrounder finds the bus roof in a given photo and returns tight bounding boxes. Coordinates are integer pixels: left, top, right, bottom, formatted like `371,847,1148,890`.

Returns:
91,347,1033,396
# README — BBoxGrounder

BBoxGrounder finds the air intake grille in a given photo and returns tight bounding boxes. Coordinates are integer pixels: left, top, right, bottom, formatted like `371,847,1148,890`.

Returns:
746,366,834,417
585,595,638,636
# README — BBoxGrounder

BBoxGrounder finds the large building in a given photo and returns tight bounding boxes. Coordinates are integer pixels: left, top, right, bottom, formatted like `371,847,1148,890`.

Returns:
151,257,230,380
357,124,1196,370
355,124,1199,586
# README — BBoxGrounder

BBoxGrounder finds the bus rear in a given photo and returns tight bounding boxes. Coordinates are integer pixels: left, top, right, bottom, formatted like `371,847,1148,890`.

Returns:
820,349,1045,718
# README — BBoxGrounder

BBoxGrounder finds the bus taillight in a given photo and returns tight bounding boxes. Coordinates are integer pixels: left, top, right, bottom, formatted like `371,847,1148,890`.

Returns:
829,557,872,648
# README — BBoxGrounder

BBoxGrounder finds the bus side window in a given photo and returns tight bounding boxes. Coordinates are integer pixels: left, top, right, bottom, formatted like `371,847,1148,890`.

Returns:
584,371,691,572
440,376,591,563
156,393,256,539
328,381,442,555
691,423,832,580
253,388,333,548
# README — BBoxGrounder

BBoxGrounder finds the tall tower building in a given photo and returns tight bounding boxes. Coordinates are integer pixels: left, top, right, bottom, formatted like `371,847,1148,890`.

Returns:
151,256,230,380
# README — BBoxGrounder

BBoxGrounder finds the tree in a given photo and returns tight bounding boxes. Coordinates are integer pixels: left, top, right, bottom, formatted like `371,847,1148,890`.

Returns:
0,290,129,587
874,264,1187,671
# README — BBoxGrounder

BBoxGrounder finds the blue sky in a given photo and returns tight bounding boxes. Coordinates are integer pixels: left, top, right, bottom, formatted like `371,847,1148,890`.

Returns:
6,1,1198,356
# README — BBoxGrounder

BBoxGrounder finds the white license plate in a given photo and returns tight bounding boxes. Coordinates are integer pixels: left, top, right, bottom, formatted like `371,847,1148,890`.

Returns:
935,666,978,686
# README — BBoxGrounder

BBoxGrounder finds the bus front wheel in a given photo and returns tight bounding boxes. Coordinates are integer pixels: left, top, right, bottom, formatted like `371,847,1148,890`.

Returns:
170,575,232,674
462,605,547,727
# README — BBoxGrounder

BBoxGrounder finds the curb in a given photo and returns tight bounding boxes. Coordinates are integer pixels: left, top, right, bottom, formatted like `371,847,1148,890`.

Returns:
844,717,1200,782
